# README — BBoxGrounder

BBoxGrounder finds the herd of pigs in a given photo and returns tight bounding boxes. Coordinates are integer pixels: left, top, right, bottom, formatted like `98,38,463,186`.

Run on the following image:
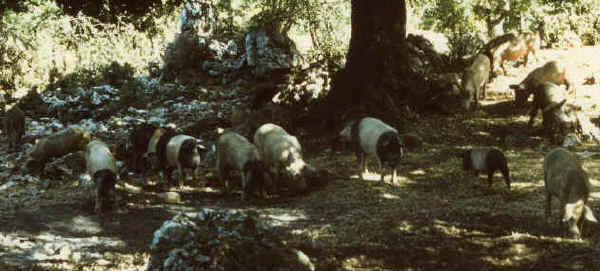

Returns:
0,32,598,240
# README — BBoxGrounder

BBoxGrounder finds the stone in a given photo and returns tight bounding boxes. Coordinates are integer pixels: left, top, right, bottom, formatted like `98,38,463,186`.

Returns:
145,209,315,271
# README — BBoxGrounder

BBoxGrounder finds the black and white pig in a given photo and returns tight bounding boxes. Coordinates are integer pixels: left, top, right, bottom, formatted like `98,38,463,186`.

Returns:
216,131,268,200
156,130,206,187
461,147,511,189
543,147,597,238
254,123,307,194
128,124,170,176
85,140,119,213
340,117,404,184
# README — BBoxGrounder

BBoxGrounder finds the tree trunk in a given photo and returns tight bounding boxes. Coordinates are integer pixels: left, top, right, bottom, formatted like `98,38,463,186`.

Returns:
318,0,410,126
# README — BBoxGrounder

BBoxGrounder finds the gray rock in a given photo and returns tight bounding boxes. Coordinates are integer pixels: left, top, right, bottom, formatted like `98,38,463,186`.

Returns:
562,133,580,148
146,209,315,271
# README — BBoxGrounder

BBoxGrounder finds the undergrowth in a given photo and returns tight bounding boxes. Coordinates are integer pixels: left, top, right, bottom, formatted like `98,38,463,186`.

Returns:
0,1,180,100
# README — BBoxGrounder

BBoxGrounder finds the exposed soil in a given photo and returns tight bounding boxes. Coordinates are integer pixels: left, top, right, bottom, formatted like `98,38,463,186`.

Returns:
1,46,600,271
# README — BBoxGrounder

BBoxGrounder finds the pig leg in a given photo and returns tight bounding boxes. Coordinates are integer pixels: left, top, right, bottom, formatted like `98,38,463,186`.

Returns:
545,192,552,223
262,173,271,199
269,166,279,195
378,158,384,183
218,166,230,194
501,166,511,189
487,170,495,187
392,166,397,185
95,189,102,213
527,106,539,127
359,152,366,181
193,166,199,180
500,59,507,75
163,167,174,187
240,171,247,201
177,163,184,188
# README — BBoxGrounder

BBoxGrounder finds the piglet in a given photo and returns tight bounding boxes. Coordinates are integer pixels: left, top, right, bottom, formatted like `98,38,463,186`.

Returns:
461,147,510,189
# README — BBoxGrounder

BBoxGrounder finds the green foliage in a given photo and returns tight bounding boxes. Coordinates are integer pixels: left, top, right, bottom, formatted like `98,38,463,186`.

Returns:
214,0,350,65
0,0,180,98
414,0,600,61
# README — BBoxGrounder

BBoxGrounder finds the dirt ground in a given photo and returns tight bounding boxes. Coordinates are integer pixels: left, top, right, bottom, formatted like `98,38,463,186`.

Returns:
2,46,600,270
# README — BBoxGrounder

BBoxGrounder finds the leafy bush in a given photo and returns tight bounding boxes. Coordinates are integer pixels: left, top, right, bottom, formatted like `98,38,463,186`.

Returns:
0,0,180,98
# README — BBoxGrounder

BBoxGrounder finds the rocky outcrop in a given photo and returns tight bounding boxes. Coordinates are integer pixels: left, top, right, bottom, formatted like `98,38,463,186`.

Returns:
146,208,315,271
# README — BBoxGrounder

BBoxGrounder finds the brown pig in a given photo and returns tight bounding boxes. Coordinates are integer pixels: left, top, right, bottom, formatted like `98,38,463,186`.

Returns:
509,60,570,107
492,32,539,75
26,126,92,173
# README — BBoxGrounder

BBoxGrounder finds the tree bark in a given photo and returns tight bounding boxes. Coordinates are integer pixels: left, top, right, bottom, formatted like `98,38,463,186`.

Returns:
319,0,408,125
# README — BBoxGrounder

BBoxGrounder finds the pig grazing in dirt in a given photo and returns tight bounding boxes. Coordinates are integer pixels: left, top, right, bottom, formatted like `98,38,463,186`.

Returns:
254,123,307,194
85,140,119,213
216,131,268,200
525,82,568,128
492,32,539,75
461,147,510,189
543,147,597,238
460,54,491,111
340,117,404,184
128,124,169,175
2,105,25,150
156,130,205,187
510,60,570,107
26,126,92,173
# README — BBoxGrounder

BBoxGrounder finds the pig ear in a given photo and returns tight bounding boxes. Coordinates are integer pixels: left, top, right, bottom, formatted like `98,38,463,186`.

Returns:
584,205,598,222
